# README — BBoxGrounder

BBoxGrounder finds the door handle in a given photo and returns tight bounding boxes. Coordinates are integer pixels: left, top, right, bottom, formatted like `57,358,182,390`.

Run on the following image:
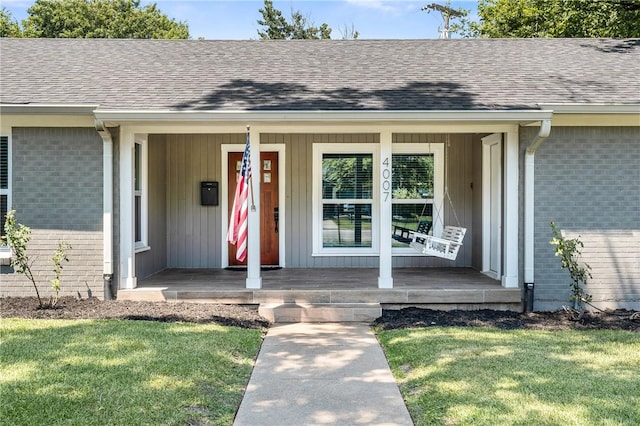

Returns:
274,207,279,233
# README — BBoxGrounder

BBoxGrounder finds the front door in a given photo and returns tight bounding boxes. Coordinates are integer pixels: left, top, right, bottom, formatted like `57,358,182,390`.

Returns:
228,151,279,266
482,134,502,279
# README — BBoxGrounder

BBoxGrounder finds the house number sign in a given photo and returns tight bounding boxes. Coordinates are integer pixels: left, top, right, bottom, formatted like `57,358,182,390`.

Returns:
382,157,391,201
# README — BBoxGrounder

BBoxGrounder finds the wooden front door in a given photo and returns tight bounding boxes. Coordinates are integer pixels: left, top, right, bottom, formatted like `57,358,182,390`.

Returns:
228,151,279,266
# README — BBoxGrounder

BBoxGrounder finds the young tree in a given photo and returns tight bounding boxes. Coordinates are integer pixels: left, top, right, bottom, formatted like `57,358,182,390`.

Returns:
19,0,189,39
0,8,22,37
258,0,355,40
462,0,640,38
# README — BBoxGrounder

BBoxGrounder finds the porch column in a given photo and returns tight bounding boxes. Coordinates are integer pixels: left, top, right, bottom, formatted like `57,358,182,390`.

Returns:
378,131,393,288
246,127,262,289
502,127,519,288
119,128,136,289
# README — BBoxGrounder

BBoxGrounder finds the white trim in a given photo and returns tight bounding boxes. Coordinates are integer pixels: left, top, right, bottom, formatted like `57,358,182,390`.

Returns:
379,131,393,288
119,128,136,289
133,136,149,252
95,120,113,276
246,128,261,289
312,143,380,256
502,128,519,288
94,109,555,124
221,143,286,269
481,134,502,280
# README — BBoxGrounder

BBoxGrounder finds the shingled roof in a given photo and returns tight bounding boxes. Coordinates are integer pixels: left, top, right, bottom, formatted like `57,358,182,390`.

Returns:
1,38,638,111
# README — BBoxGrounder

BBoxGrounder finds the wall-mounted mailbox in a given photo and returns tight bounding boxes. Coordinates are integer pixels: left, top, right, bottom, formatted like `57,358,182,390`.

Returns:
200,181,218,206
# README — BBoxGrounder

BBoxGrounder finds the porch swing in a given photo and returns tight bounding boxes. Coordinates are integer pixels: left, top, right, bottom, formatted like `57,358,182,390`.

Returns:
399,135,467,261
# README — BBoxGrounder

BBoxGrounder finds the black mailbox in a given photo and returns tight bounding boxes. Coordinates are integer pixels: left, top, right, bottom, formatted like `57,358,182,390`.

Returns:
200,181,218,206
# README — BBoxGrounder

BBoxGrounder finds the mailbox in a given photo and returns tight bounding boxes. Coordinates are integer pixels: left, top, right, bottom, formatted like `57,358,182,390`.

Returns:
200,181,218,206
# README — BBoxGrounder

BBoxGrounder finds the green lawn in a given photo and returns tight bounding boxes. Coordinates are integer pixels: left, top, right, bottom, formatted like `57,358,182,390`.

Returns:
377,327,640,426
0,318,263,426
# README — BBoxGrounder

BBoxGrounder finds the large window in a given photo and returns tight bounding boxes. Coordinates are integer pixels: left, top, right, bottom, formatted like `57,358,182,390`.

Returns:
313,144,378,255
0,136,10,240
392,144,444,252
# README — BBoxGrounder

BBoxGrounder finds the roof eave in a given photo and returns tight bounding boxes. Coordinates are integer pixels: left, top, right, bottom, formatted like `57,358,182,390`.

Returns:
538,103,640,114
93,109,555,123
0,104,99,115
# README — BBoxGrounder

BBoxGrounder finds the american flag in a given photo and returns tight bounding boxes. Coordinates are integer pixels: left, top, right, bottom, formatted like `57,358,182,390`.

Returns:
227,132,252,262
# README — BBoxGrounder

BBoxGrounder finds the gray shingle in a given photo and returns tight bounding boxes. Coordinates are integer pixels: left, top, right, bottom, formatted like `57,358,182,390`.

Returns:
0,38,638,111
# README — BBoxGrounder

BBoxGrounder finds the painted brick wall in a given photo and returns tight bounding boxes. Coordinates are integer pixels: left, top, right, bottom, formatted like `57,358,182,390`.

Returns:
525,126,640,310
0,127,105,299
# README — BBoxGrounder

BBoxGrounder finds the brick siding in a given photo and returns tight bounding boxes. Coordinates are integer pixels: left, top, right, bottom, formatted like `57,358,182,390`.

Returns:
526,126,640,310
0,127,105,299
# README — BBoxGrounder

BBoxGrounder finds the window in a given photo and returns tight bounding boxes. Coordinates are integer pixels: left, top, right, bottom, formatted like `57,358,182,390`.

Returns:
313,144,378,255
133,138,148,251
0,136,10,240
392,144,444,253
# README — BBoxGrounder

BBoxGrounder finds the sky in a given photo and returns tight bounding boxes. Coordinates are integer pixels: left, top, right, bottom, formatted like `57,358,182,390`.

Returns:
1,0,479,39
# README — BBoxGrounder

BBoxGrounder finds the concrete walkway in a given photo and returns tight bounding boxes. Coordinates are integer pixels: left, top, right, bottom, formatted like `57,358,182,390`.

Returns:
233,323,414,426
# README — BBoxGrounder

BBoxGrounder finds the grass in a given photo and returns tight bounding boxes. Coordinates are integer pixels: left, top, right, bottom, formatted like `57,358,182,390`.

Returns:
377,327,640,426
0,318,263,426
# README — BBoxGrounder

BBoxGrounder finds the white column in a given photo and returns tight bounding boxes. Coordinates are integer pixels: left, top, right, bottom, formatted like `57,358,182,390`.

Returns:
502,127,519,288
378,131,393,288
246,128,262,289
119,128,136,289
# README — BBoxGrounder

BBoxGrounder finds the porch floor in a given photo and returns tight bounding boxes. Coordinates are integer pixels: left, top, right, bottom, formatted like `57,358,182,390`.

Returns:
119,268,522,311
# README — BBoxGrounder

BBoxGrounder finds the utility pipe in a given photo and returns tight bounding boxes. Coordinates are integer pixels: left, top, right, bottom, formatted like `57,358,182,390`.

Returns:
95,119,114,300
524,118,551,311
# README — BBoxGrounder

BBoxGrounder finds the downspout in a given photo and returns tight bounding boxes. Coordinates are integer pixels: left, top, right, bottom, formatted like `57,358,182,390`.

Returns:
524,118,552,312
95,119,114,300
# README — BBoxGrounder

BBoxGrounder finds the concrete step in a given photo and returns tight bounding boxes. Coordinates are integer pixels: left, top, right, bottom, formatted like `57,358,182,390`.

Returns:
258,303,382,323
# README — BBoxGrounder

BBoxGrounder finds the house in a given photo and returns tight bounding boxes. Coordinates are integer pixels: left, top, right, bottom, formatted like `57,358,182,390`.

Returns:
1,38,638,312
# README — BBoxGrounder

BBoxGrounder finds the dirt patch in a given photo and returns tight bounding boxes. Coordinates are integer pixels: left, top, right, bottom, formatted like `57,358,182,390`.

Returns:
374,307,640,332
1,297,269,330
2,297,638,332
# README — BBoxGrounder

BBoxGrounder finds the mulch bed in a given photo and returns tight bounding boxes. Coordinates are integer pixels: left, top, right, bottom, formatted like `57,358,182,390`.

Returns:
2,296,638,332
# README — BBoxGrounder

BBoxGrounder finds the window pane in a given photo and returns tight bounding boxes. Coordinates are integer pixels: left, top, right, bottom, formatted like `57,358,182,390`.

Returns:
392,154,433,199
0,136,7,189
135,195,141,242
322,154,372,200
322,203,372,248
0,194,6,238
392,203,432,247
134,143,141,191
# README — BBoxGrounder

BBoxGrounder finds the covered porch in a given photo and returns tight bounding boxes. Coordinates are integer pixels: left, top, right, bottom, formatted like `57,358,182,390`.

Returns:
118,267,522,311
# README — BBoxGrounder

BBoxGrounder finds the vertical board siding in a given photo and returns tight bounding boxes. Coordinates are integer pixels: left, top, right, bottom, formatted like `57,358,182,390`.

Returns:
165,133,243,268
135,135,167,279
528,126,640,310
263,133,474,269
392,133,474,268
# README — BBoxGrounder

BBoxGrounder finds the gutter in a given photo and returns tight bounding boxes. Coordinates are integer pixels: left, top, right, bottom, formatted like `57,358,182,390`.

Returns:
94,119,114,300
524,118,552,311
93,109,555,124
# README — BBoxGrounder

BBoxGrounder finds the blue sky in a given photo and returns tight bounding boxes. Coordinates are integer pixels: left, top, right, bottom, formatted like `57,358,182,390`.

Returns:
2,0,479,39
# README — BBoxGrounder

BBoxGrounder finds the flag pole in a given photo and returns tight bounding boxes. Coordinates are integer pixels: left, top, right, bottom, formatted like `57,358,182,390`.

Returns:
247,125,256,212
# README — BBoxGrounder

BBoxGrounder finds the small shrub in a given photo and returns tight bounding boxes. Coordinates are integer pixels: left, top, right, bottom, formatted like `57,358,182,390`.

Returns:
549,221,592,311
2,210,72,308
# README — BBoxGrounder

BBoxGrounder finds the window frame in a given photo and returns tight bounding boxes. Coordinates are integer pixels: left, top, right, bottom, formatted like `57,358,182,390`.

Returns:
134,136,149,253
312,143,379,256
0,135,11,245
392,143,444,255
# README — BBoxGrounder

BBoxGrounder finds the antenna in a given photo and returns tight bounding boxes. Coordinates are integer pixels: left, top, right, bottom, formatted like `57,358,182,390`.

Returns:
421,3,464,39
